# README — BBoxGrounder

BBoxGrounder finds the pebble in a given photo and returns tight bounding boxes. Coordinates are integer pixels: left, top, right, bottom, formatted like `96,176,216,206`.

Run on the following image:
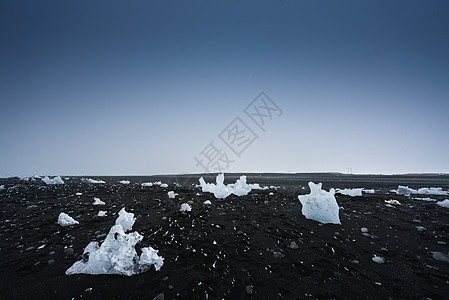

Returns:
49,251,55,255
96,234,107,240
289,241,299,249
415,226,426,232
47,259,55,265
361,227,369,233
432,252,449,263
162,276,169,281
187,200,194,205
63,247,75,256
273,251,284,259
245,285,253,295
153,293,164,300
25,246,34,252
168,285,174,290
437,241,447,245
351,260,359,264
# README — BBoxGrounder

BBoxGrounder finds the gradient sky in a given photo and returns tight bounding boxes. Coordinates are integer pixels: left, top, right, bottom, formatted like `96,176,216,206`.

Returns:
1,0,448,176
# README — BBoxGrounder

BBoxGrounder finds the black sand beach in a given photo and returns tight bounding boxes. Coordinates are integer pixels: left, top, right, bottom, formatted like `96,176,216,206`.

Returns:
1,173,448,299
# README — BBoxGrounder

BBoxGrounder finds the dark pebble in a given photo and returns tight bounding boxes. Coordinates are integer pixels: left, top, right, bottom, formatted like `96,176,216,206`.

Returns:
245,285,253,295
63,247,74,256
153,293,164,300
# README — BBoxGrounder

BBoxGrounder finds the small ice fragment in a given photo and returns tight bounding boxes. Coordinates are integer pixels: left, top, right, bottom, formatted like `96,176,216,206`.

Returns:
413,197,436,202
84,178,106,184
141,182,153,187
75,192,83,196
97,211,107,217
167,191,177,199
58,212,79,227
38,244,46,250
93,197,105,205
203,200,212,205
372,256,385,264
119,180,130,185
160,183,168,188
336,188,363,197
363,189,375,194
180,203,192,212
436,199,449,208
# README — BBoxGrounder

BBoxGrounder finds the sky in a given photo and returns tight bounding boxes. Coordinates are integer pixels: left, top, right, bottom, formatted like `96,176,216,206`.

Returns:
1,0,448,176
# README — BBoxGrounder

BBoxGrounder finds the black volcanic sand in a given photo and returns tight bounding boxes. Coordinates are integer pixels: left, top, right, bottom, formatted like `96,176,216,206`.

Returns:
1,173,448,299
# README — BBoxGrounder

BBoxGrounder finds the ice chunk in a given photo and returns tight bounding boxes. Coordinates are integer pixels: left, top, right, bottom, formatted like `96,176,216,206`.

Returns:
413,197,436,202
97,211,107,217
417,187,448,195
115,207,136,231
84,178,106,184
93,197,105,205
42,176,65,185
203,200,212,205
66,208,163,276
141,182,153,187
180,203,192,212
167,191,177,199
198,174,261,199
160,183,168,188
395,185,417,196
58,212,79,227
372,255,385,264
228,175,262,196
298,182,340,224
119,180,130,185
437,199,449,208
336,188,363,197
395,186,448,196
75,192,83,196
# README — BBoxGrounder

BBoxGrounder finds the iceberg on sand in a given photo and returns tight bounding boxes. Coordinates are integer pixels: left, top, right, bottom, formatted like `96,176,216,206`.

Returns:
66,208,164,276
395,185,448,196
198,173,261,199
298,182,341,225
42,176,65,185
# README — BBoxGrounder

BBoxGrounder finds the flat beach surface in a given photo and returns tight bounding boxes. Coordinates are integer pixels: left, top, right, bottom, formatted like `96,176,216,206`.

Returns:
1,173,448,299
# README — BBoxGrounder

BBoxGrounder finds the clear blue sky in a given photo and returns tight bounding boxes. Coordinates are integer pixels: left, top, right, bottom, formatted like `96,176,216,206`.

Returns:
1,0,448,176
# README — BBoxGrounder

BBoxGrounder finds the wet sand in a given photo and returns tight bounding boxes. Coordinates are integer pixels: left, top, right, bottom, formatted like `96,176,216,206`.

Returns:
1,173,448,299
